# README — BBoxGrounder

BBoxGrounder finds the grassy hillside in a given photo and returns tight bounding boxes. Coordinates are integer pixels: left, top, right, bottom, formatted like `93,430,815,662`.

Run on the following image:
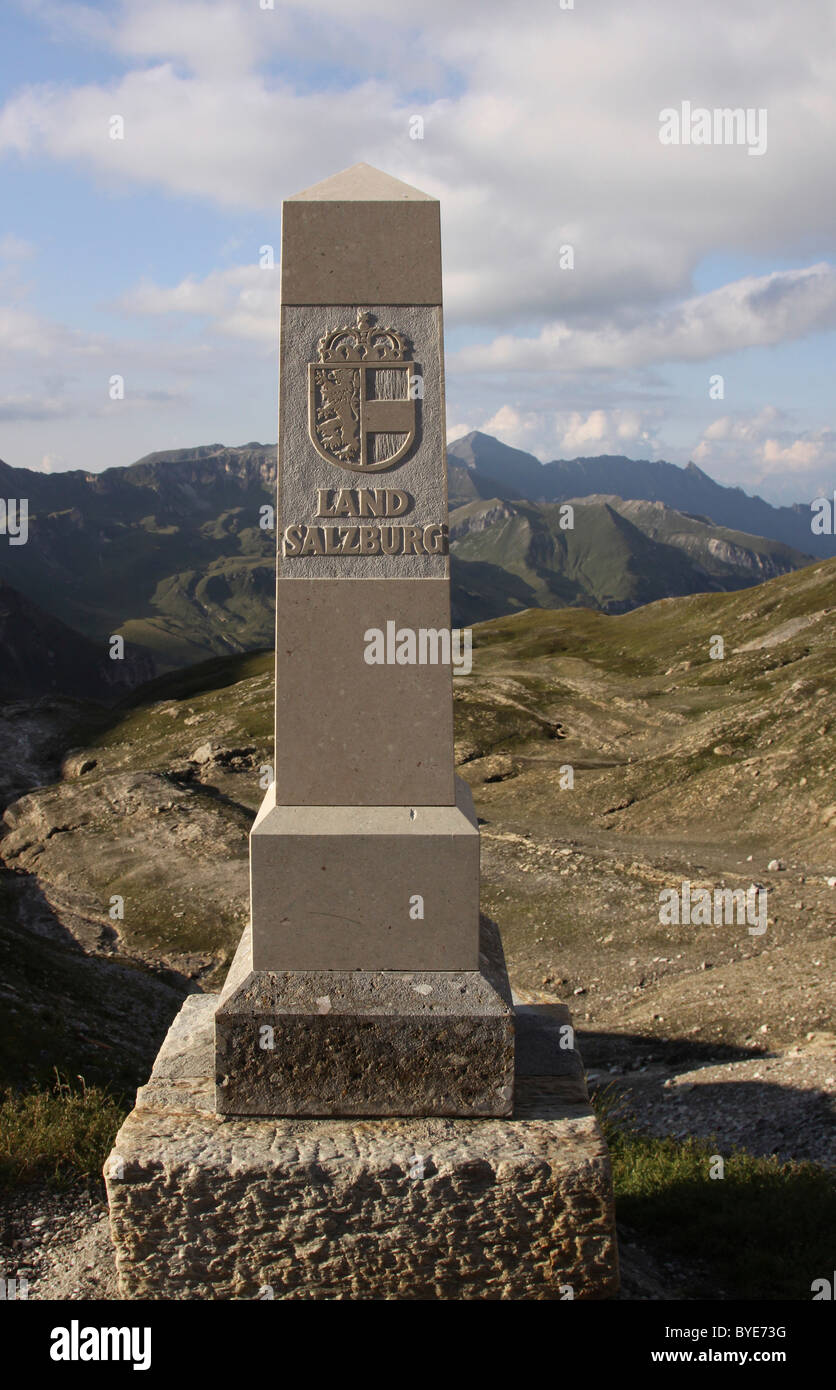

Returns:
449,495,813,622
1,557,832,1305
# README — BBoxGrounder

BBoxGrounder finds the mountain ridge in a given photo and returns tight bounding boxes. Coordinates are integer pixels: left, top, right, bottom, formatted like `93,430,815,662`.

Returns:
447,431,834,558
0,436,827,669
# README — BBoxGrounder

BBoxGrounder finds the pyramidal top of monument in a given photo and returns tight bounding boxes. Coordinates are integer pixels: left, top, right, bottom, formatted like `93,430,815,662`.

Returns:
288,162,435,202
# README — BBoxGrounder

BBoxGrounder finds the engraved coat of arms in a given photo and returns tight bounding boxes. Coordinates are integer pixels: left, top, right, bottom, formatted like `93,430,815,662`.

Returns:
308,310,417,472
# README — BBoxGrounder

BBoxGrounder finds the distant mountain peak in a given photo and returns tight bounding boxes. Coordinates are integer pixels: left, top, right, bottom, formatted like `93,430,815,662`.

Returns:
446,433,834,560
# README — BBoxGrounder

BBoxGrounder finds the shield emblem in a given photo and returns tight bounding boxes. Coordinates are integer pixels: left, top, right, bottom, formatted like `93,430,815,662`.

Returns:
308,310,417,473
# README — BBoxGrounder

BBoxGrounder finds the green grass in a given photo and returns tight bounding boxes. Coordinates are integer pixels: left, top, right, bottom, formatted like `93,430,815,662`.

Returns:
593,1085,836,1300
0,1073,127,1189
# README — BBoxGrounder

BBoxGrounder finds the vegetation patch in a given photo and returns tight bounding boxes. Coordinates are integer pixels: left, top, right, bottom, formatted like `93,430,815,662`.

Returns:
594,1086,836,1300
0,1073,126,1189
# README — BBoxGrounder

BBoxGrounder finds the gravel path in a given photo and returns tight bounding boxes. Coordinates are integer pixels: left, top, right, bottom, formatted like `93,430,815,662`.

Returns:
0,1183,118,1300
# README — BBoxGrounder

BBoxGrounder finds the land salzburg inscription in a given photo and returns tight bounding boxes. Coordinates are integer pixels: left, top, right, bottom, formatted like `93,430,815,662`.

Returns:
280,309,448,558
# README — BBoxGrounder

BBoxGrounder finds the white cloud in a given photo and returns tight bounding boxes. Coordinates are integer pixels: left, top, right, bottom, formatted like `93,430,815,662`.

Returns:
116,264,279,342
761,434,834,474
694,407,835,498
37,452,67,472
697,406,783,446
456,264,836,373
476,404,660,461
2,0,835,330
0,305,72,358
3,0,836,488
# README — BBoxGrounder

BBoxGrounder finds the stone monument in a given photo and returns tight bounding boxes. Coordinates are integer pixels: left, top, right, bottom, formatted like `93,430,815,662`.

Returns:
214,160,514,1118
106,165,619,1299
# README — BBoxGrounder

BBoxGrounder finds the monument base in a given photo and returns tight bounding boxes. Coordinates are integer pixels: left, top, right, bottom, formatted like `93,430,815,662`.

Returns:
214,915,515,1117
105,993,620,1300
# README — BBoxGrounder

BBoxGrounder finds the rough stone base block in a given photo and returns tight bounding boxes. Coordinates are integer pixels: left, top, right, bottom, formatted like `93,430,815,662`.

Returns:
214,915,515,1117
106,995,619,1300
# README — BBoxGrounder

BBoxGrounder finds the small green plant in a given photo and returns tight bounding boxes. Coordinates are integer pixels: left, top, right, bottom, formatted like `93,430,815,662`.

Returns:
591,1084,836,1300
0,1070,126,1189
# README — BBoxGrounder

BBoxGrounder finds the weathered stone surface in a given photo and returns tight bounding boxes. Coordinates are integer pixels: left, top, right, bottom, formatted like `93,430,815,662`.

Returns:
277,305,448,583
106,992,619,1300
214,914,514,1116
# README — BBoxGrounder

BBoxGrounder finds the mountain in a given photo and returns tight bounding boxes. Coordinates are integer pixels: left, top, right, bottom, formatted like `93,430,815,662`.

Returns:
449,495,812,623
0,437,825,672
0,581,154,701
0,445,277,671
447,457,525,509
447,432,836,559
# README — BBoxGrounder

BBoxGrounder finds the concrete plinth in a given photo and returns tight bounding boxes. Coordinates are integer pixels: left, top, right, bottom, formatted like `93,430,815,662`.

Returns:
214,914,514,1117
106,992,620,1301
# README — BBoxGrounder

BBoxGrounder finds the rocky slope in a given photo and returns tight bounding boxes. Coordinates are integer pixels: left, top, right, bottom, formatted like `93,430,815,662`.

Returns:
0,582,154,702
449,494,810,620
1,559,833,1125
1,555,834,1304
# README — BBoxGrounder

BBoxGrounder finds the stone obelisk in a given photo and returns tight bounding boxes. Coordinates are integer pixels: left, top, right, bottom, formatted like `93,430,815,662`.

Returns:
105,167,618,1300
214,163,515,1116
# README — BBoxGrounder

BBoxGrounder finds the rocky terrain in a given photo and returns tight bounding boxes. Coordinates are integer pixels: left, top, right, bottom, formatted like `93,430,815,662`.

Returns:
0,1178,693,1301
0,554,833,1297
1,556,832,1108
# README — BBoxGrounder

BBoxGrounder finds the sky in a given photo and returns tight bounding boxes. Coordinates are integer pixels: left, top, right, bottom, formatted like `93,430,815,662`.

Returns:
0,0,834,505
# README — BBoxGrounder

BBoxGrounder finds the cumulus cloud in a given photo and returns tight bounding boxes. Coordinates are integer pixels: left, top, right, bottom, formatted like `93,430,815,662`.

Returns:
2,0,836,328
761,435,834,474
3,0,836,485
36,452,68,473
116,265,279,342
694,407,835,499
474,404,660,461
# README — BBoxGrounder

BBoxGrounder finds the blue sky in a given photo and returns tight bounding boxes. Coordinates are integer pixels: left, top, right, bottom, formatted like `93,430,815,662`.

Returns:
1,0,834,504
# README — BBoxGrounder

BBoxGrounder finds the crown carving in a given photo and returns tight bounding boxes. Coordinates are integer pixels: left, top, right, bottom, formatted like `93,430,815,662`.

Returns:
316,310,411,364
